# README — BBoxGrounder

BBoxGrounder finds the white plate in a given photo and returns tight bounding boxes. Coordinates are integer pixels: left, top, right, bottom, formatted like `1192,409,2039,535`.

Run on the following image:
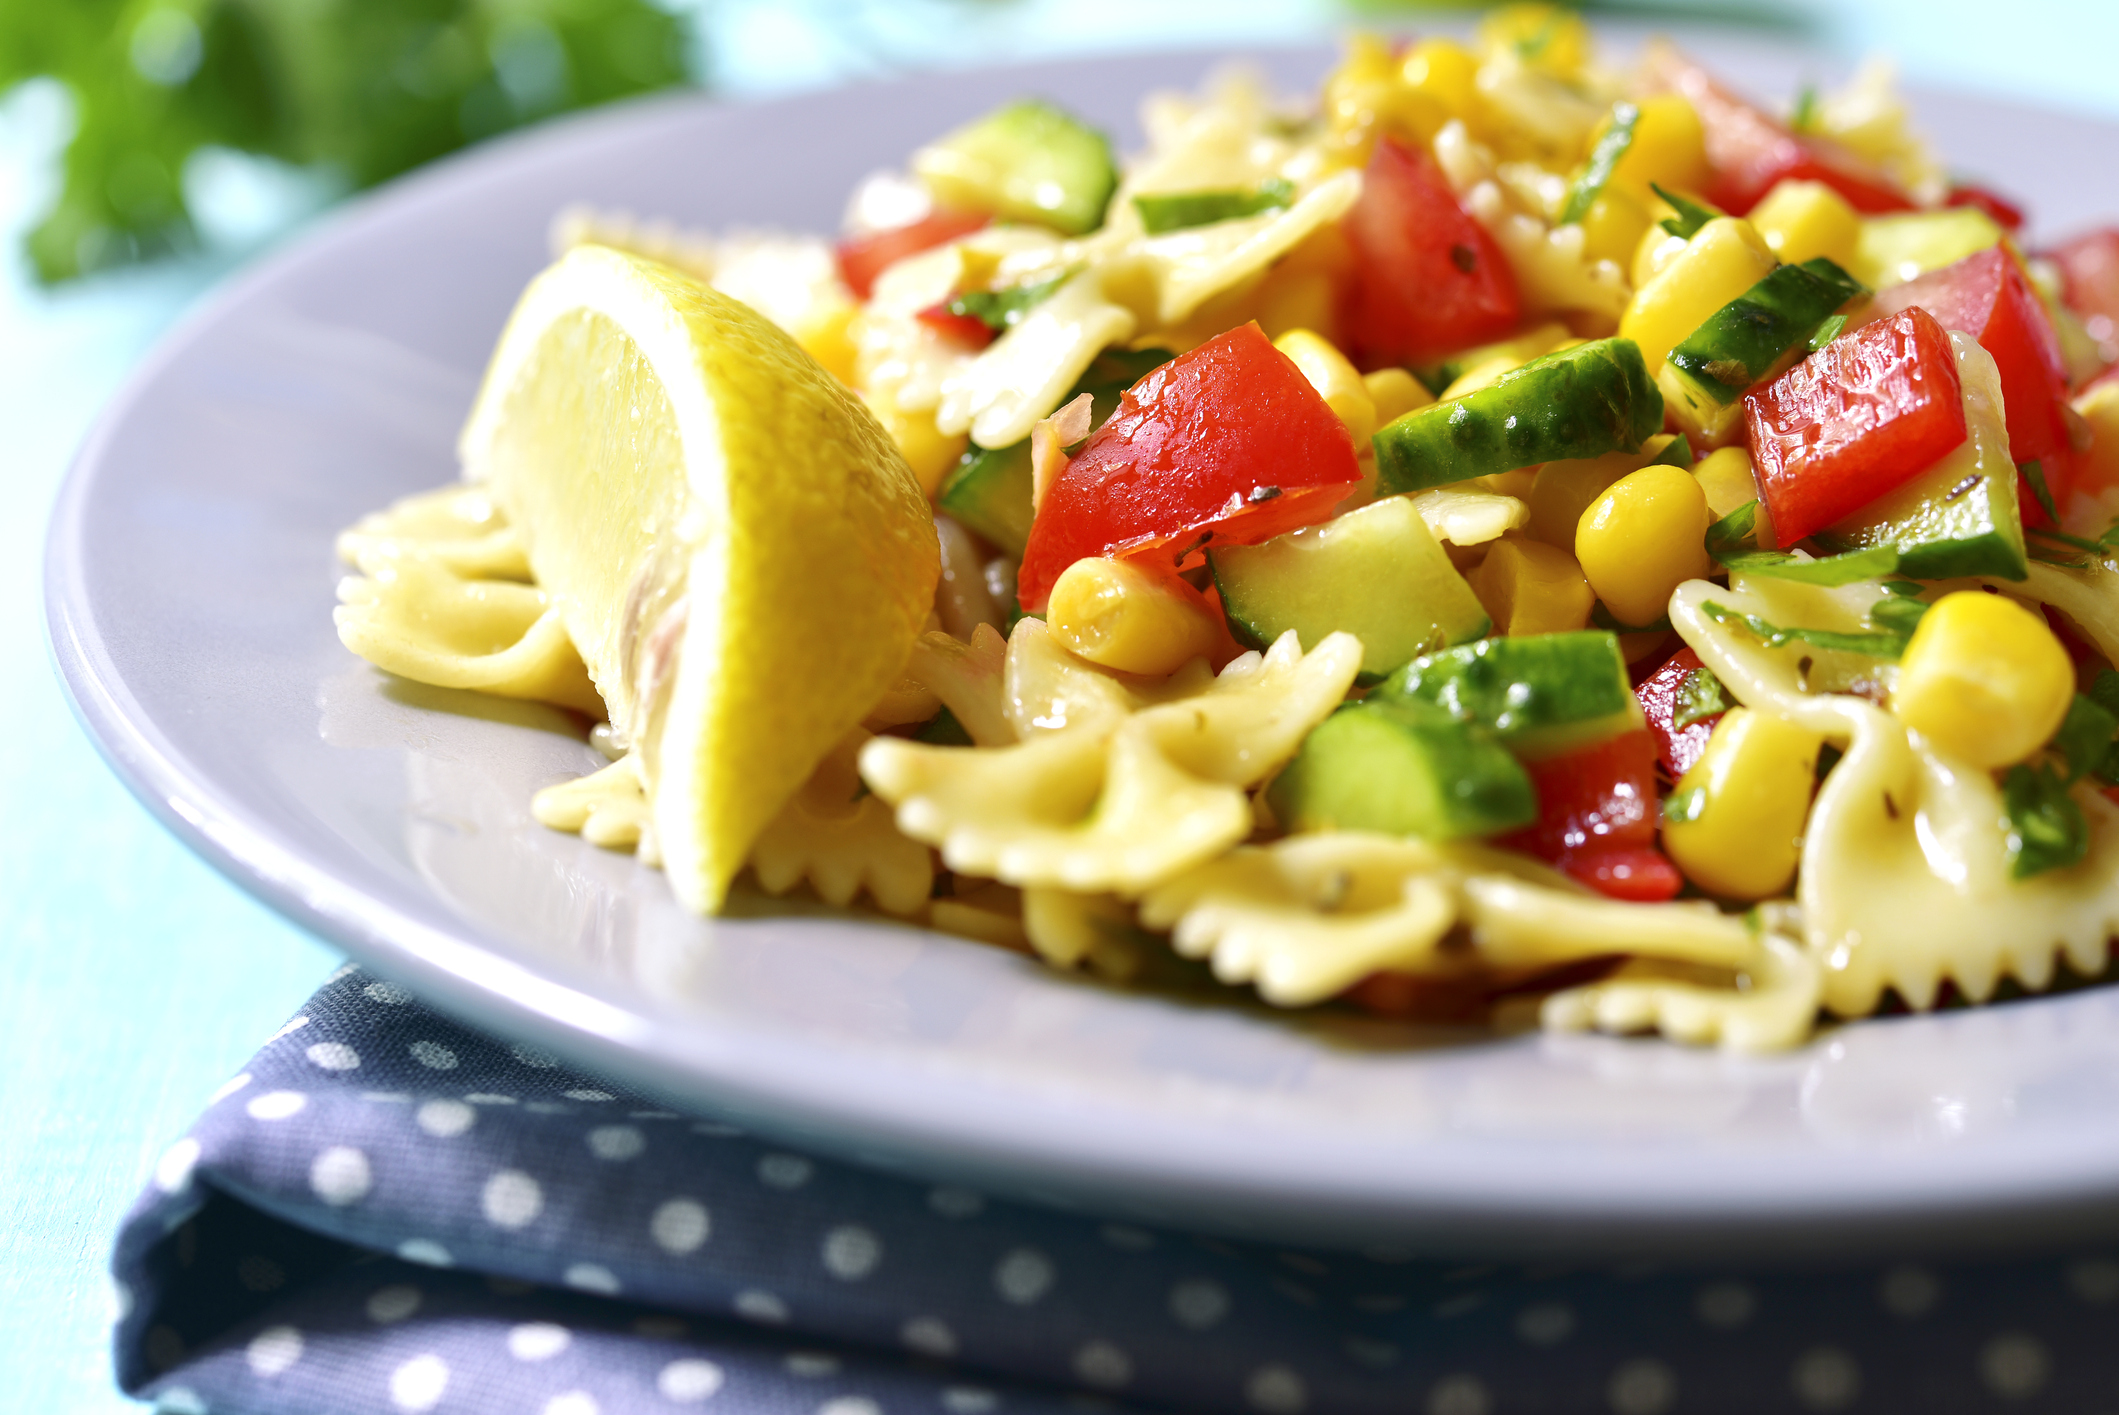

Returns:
47,40,2119,1255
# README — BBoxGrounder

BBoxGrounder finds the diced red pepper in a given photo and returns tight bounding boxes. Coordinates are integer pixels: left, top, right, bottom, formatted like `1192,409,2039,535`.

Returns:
834,209,989,301
915,300,997,349
1946,184,2026,234
2051,228,2119,371
1642,44,1916,216
1744,306,1968,547
1635,648,1724,778
1339,136,1520,369
1864,246,2075,511
1498,730,1684,903
1016,324,1362,611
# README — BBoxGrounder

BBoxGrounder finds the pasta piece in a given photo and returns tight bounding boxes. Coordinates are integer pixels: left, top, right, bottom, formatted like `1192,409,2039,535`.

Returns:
1541,929,1823,1052
1435,121,1628,321
1136,168,1363,327
749,729,934,917
1410,487,1529,545
533,753,652,854
1022,888,1147,980
337,484,530,581
935,267,1140,450
1003,617,1149,738
1458,874,1754,971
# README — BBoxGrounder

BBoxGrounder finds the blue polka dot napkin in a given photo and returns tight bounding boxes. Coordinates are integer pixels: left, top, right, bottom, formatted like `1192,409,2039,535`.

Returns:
114,965,2119,1415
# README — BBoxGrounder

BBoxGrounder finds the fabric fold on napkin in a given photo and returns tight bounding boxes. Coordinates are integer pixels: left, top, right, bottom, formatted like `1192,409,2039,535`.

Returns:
114,964,2119,1415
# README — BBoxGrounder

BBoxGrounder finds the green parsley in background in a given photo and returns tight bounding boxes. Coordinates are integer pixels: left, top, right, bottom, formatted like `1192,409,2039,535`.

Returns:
0,0,694,283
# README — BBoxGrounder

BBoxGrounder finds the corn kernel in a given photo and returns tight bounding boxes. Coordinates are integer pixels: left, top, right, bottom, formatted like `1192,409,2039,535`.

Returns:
860,388,967,498
1609,93,1710,202
1578,183,1652,269
793,297,860,384
2075,382,2119,495
1690,444,1761,519
1575,465,1714,627
1468,534,1596,636
1663,707,1825,900
1275,329,1377,445
1631,224,1691,291
1620,216,1777,373
1400,38,1479,121
1363,367,1433,426
1892,591,2074,769
1323,33,1400,168
1047,556,1222,676
1747,179,1862,269
1526,449,1648,548
1477,4,1590,76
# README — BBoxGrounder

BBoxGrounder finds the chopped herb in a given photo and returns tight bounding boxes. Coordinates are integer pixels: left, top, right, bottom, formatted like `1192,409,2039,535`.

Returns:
1807,313,1848,352
914,707,975,747
1672,666,1733,730
1664,785,1709,825
1816,742,1843,780
1790,84,1820,133
1558,102,1639,226
1881,580,1927,598
945,272,1070,332
2051,693,2119,784
2088,669,2119,720
1700,601,1910,658
1706,501,1903,584
1132,178,1296,235
2029,525,2107,555
2004,762,2088,879
1649,433,1695,469
1653,183,1719,240
1866,594,1929,636
2022,460,2061,525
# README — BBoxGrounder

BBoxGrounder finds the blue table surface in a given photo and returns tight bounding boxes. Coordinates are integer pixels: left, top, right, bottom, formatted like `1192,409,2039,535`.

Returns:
6,2,2116,1408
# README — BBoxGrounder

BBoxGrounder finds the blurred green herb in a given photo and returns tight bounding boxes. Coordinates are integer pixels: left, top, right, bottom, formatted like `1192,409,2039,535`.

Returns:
1,0,693,282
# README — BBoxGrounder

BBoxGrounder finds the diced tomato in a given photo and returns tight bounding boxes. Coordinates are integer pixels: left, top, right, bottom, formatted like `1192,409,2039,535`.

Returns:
1946,184,2026,234
1498,730,1684,903
915,300,996,349
1015,324,1363,611
1642,45,1916,216
1743,306,1968,547
1635,648,1724,778
834,209,989,301
1339,136,1519,369
2051,228,2119,370
1864,246,2075,510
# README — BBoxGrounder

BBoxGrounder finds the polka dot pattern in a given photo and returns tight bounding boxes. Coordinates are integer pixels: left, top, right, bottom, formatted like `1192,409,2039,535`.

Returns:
111,965,2119,1415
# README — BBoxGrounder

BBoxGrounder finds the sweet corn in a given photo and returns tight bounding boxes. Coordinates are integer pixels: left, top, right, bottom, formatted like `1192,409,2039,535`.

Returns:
1690,444,1762,519
1257,226,1352,344
1575,465,1714,627
2076,381,2119,492
859,388,967,498
793,297,860,385
1578,183,1652,269
1275,329,1377,445
1631,224,1691,291
1477,4,1591,76
1892,590,2074,769
1047,556,1222,676
1663,708,1825,900
1399,38,1479,123
1363,367,1433,426
1747,179,1862,269
1619,216,1777,372
1468,534,1596,636
1608,93,1710,202
1526,449,1649,548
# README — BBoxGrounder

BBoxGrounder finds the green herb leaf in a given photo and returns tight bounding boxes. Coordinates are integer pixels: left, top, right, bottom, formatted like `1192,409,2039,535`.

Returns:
914,706,974,747
1807,313,1848,352
946,272,1070,331
2004,762,2088,879
1790,84,1820,133
1881,580,1927,598
1700,601,1909,658
2052,694,2119,785
1558,102,1638,226
1707,502,1904,584
1649,433,1695,469
1866,595,1929,636
1671,666,1733,731
1663,785,1709,825
1132,178,1296,235
1652,183,1719,240
2022,459,2061,526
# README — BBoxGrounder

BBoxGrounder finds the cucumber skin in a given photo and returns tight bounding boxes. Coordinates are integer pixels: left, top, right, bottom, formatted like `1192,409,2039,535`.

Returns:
1268,701,1537,841
1667,258,1868,405
1372,339,1666,495
1373,631,1641,758
933,99,1118,236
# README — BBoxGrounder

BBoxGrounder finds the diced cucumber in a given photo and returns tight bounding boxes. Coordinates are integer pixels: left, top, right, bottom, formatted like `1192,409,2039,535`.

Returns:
1133,179,1294,235
936,347,1173,555
1267,700,1537,841
1372,338,1665,495
1209,496,1490,684
1854,208,2005,290
913,98,1119,236
1371,630,1643,760
1665,258,1867,405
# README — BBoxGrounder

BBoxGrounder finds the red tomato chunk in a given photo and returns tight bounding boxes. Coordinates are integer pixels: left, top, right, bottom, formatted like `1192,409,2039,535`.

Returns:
1635,648,1724,778
1340,136,1519,369
2052,228,2119,369
915,301,997,349
1945,185,2026,234
1743,306,1967,548
1498,730,1683,903
835,210,989,301
1015,323,1362,612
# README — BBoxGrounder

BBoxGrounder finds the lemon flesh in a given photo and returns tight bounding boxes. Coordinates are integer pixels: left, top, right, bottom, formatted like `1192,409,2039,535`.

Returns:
459,244,938,912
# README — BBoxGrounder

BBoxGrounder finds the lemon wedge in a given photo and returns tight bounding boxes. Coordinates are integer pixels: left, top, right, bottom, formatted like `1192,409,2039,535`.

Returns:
458,244,938,912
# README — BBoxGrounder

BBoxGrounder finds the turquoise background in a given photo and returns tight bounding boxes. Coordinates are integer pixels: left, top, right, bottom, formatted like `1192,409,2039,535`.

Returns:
4,3,2115,1408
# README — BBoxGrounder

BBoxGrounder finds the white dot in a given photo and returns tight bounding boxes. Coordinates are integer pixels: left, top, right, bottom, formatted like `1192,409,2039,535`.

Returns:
306,1042,361,1071
758,1154,813,1189
942,1389,998,1413
329,963,359,981
365,982,410,1004
511,1043,559,1067
1791,1347,1861,1411
566,1089,614,1102
1073,1341,1133,1389
409,1041,458,1070
822,1225,882,1279
544,1394,598,1415
390,1353,449,1412
902,1316,957,1357
416,1100,475,1138
1426,1374,1489,1415
1694,1281,1756,1329
482,1170,543,1228
651,1198,711,1255
1516,1302,1575,1345
108,1277,133,1323
2067,1257,2119,1303
787,1353,841,1377
157,1387,207,1415
209,1073,253,1105
659,1359,725,1402
1607,1358,1677,1415
929,1186,984,1218
634,1316,687,1340
154,1138,201,1194
565,1263,621,1295
1169,1279,1230,1330
271,1015,311,1041
397,1239,453,1268
1100,1225,1155,1250
1979,1333,2049,1399
587,1125,645,1161
995,1247,1054,1304
1878,1264,1940,1318
245,1325,303,1377
818,1400,880,1415
367,1285,422,1324
310,1146,372,1206
503,1322,569,1360
247,1091,308,1121
733,1289,788,1323
466,1092,517,1105
1246,1364,1307,1414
